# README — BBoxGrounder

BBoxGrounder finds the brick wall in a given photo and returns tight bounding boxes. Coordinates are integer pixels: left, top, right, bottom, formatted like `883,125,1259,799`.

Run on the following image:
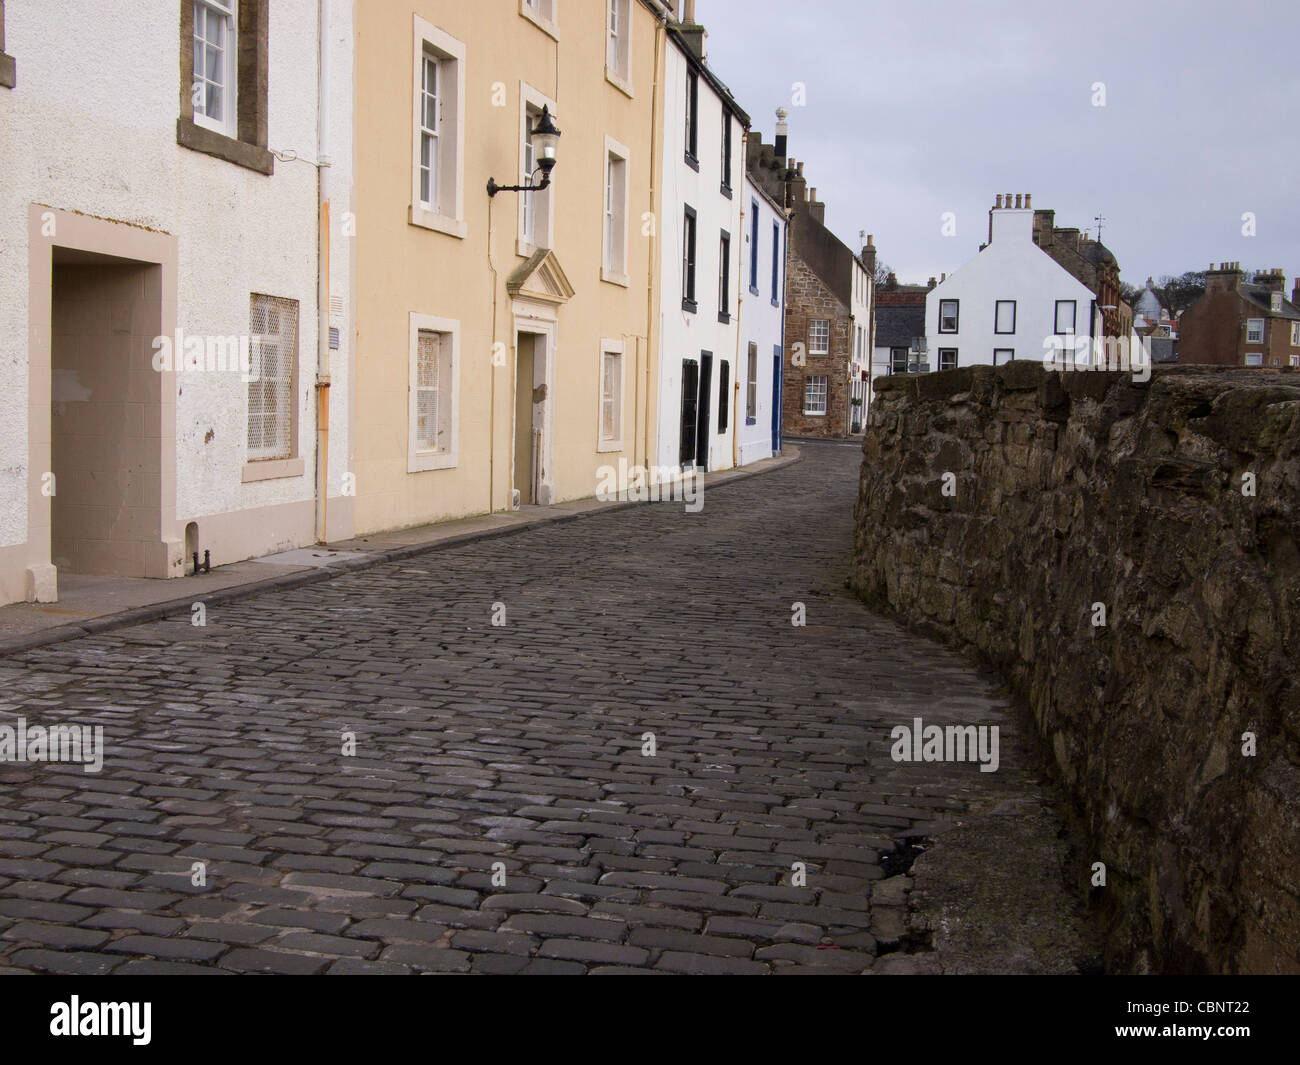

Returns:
784,253,850,437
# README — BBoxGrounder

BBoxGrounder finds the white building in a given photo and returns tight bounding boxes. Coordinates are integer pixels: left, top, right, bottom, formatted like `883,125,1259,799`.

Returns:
925,196,1102,371
848,247,873,433
653,23,747,474
736,170,786,466
0,0,353,606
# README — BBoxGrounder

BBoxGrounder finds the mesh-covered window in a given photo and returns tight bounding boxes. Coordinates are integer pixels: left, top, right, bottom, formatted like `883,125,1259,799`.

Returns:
416,330,452,453
247,294,297,460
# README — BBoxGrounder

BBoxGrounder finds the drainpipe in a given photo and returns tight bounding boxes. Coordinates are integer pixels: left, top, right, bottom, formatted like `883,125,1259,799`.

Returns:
314,0,332,543
643,1,667,473
732,182,745,470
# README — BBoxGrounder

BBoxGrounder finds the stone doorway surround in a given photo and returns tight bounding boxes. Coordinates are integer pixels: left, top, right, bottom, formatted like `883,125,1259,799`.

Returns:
22,204,180,602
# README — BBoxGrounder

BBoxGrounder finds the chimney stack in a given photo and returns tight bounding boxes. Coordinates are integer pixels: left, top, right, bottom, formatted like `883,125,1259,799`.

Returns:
1293,277,1300,306
678,2,706,58
774,107,789,163
862,235,877,277
927,277,937,289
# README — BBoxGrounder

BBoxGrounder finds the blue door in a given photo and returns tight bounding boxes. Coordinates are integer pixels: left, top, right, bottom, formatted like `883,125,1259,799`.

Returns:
770,348,782,454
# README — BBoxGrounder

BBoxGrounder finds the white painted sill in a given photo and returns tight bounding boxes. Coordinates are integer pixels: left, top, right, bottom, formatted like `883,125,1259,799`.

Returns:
601,266,630,288
519,5,559,39
596,438,623,454
410,204,467,239
242,457,306,483
408,451,458,474
605,68,634,99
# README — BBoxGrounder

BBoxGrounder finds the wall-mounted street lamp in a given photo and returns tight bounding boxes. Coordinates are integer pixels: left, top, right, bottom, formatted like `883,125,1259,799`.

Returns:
487,105,561,197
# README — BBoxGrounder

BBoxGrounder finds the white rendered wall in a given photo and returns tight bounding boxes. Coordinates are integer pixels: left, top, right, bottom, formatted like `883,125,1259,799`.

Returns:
0,1,352,564
655,41,744,473
924,208,1096,369
737,175,784,466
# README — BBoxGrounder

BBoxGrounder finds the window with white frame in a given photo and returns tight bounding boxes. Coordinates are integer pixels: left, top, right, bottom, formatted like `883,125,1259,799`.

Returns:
1246,318,1265,343
749,202,759,292
408,314,459,471
1291,354,1299,368
411,19,465,237
1245,352,1263,366
746,342,758,421
193,0,237,136
809,319,830,354
1054,300,1077,335
521,0,557,34
804,375,828,414
1271,293,1283,313
939,349,958,371
994,348,1014,365
1292,322,1300,346
247,294,298,461
602,137,629,283
606,0,630,85
994,300,1016,335
890,348,909,374
599,345,623,451
939,299,959,333
519,87,556,252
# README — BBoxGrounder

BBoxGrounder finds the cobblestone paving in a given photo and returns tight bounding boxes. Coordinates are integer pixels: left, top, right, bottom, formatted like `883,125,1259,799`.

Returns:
0,441,1060,974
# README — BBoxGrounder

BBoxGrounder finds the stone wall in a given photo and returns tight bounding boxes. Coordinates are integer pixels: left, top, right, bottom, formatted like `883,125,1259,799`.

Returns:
851,361,1300,973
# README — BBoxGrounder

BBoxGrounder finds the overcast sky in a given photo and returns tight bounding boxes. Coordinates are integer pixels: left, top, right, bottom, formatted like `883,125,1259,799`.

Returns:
702,0,1300,288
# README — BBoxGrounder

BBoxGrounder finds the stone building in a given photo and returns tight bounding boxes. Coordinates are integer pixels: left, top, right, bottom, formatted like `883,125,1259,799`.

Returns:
747,122,872,438
1179,265,1300,368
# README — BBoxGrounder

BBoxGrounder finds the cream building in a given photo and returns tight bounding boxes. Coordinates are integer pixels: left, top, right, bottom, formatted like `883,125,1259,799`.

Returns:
350,0,670,533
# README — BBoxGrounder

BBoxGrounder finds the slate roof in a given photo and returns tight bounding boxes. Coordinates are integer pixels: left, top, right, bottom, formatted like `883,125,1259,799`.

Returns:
876,305,926,349
1242,284,1300,321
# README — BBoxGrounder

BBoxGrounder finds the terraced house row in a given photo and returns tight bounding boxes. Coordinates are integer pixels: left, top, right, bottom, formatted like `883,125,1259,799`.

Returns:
0,0,794,608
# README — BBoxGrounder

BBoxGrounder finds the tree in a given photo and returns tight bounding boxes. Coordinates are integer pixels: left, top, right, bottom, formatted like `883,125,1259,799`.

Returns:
873,261,895,287
1153,271,1207,315
1119,281,1144,307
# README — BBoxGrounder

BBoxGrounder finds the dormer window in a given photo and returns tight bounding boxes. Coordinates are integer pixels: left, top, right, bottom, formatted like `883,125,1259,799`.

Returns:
1271,293,1283,313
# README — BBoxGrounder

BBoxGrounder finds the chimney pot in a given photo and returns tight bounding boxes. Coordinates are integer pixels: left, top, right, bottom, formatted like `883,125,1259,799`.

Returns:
1015,194,1022,208
867,234,874,246
995,194,1003,208
1025,193,1032,209
1005,192,1012,208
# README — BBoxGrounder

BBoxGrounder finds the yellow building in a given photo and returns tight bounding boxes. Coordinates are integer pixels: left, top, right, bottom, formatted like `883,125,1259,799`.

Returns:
350,0,669,532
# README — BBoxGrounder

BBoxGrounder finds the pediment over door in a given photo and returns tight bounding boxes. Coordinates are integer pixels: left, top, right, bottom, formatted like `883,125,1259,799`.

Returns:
507,248,576,307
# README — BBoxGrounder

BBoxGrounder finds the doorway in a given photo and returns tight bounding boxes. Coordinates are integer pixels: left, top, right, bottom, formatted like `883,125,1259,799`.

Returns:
771,347,783,454
513,326,552,506
695,352,713,471
679,358,698,468
49,250,163,576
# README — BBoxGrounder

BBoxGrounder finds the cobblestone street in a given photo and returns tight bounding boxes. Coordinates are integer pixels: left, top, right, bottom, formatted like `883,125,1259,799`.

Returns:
0,441,1089,974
